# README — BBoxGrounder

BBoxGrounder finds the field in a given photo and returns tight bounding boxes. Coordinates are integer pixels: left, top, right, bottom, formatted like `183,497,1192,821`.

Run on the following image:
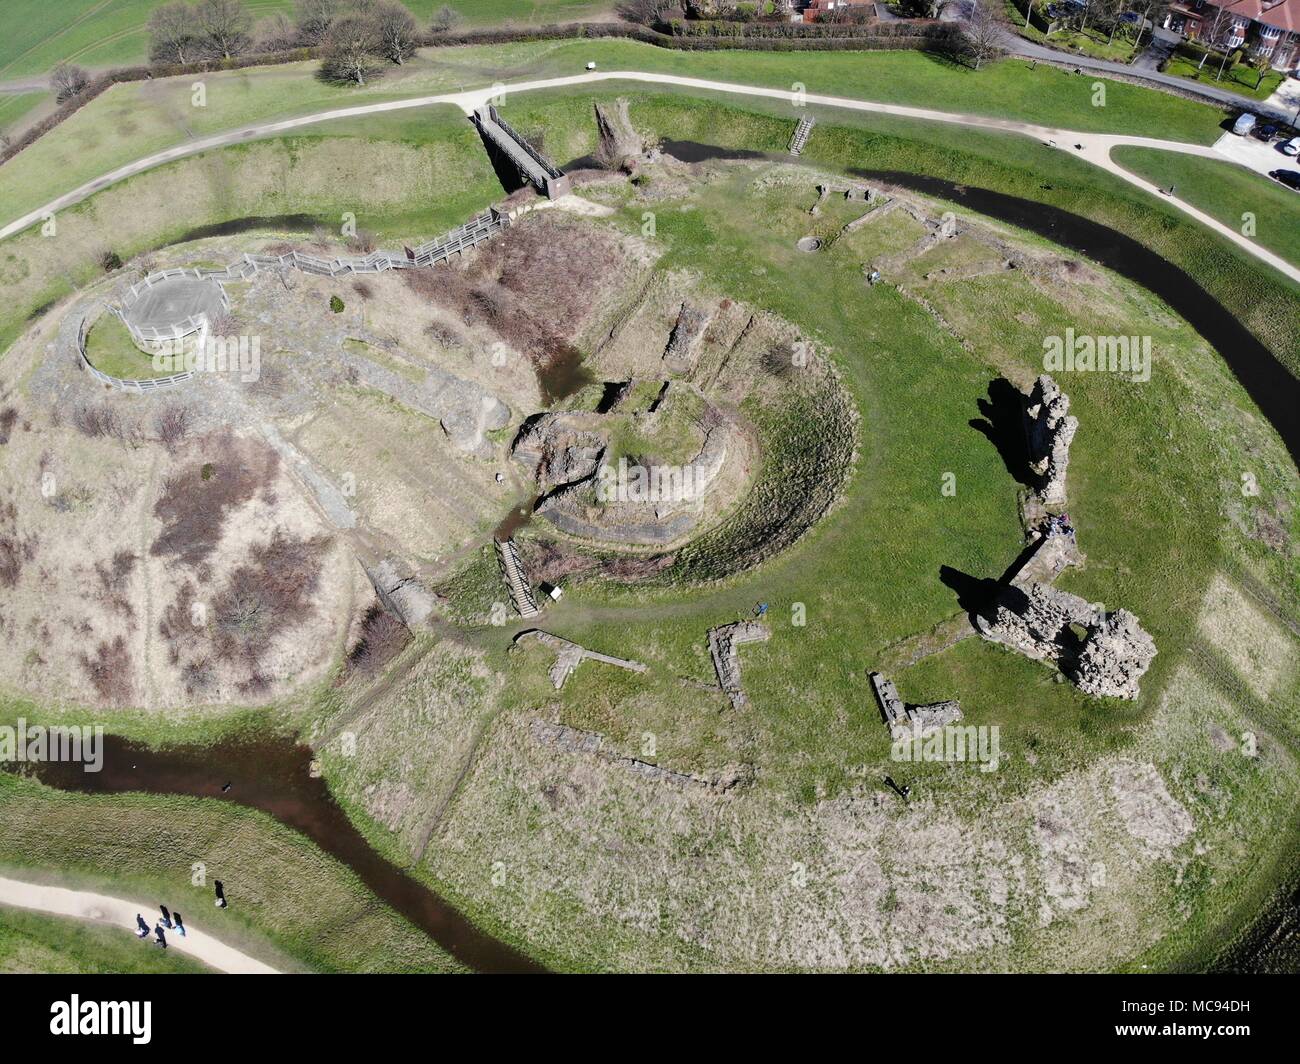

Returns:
0,40,1238,239
0,78,1295,973
0,0,620,79
1112,145,1300,268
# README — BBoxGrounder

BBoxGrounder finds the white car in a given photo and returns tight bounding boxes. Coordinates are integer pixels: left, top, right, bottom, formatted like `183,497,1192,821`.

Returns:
1281,137,1300,156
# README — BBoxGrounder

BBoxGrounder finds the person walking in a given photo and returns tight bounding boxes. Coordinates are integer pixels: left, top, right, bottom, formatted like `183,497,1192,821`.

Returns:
154,923,167,949
173,911,187,937
135,914,150,938
159,905,173,928
214,880,227,909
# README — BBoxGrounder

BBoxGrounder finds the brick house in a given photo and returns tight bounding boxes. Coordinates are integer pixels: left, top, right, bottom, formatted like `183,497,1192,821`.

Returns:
1164,0,1300,70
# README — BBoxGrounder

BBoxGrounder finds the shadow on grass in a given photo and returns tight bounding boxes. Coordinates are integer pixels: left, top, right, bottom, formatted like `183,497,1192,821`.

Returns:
970,376,1034,488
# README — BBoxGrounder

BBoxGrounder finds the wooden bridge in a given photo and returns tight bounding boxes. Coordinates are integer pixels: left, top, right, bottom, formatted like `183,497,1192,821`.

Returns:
472,105,570,200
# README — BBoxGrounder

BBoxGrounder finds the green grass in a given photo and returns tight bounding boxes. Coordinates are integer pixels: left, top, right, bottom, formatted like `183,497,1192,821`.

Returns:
0,39,1234,238
0,0,618,79
1113,145,1300,268
0,91,48,136
1164,54,1284,102
1042,27,1138,64
0,905,212,973
82,312,174,379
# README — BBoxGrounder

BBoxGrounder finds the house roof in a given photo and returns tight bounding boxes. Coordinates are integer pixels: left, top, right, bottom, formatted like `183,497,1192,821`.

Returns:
1205,0,1300,32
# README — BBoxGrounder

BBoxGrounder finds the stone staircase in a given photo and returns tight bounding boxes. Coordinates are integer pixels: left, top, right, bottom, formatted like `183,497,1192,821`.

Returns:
494,538,541,618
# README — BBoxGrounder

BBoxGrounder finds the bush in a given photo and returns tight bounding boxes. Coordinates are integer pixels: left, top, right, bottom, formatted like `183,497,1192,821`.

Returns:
330,295,345,313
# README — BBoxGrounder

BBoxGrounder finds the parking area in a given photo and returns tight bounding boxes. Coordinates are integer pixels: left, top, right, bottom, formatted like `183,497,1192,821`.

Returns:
1212,127,1300,178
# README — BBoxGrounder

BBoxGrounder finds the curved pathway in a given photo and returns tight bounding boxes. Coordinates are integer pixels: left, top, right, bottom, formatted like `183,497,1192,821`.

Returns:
0,69,1296,285
0,874,281,974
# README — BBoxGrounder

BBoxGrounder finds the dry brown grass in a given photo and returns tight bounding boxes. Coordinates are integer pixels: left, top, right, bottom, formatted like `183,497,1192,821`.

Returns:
340,603,411,683
151,434,279,567
76,635,133,705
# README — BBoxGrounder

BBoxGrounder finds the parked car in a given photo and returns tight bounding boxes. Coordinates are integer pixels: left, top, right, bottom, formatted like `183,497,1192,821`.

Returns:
1280,137,1300,156
1232,112,1258,136
1268,169,1300,190
1254,122,1281,140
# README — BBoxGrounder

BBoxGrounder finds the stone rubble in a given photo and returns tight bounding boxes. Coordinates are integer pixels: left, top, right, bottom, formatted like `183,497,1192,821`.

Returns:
975,582,1157,700
869,672,963,741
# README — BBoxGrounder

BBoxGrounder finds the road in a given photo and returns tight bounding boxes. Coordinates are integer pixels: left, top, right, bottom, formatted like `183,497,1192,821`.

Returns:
0,874,281,973
1000,24,1299,123
0,69,1296,284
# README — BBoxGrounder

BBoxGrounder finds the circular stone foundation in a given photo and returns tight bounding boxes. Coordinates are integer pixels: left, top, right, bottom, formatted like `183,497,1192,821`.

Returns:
796,236,822,253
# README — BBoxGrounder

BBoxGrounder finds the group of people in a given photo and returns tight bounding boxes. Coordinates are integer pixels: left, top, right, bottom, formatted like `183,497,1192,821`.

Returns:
1042,512,1076,540
135,906,185,949
132,881,227,950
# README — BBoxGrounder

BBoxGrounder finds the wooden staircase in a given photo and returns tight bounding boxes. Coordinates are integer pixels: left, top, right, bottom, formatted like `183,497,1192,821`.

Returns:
494,538,541,618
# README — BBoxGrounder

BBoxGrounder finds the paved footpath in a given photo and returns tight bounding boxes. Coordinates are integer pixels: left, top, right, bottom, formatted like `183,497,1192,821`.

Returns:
0,874,281,974
1,69,1296,285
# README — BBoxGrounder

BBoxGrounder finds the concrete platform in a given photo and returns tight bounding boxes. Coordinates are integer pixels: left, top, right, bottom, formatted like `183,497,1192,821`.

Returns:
122,276,226,331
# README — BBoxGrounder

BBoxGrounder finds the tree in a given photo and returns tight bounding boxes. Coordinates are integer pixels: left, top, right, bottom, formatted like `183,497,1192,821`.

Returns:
617,0,681,25
194,0,252,60
148,2,199,64
295,0,341,45
319,13,383,85
254,13,301,52
373,0,418,63
50,62,90,103
964,0,1006,70
431,5,462,33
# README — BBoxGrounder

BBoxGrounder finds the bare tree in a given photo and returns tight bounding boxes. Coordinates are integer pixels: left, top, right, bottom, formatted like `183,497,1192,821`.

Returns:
964,0,1006,70
148,2,199,63
617,0,681,25
319,13,383,85
195,0,252,59
254,12,300,52
431,4,462,33
295,0,342,45
373,0,418,63
50,63,90,103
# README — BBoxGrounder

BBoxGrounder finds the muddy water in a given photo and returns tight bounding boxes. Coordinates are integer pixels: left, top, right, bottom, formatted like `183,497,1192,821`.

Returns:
537,344,594,405
22,735,543,974
494,495,539,540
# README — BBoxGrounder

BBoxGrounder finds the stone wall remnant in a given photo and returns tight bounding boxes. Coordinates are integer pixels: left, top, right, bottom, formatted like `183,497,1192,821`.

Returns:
869,672,963,741
513,629,648,689
1025,374,1078,507
708,621,770,708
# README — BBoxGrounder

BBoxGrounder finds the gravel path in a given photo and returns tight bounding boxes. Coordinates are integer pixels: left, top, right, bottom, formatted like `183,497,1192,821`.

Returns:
0,874,281,974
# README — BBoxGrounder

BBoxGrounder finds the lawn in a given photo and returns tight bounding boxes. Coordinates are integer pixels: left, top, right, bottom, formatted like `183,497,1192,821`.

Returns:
1112,145,1300,269
0,39,1234,238
0,905,212,973
0,0,619,79
82,312,174,380
1165,53,1284,102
